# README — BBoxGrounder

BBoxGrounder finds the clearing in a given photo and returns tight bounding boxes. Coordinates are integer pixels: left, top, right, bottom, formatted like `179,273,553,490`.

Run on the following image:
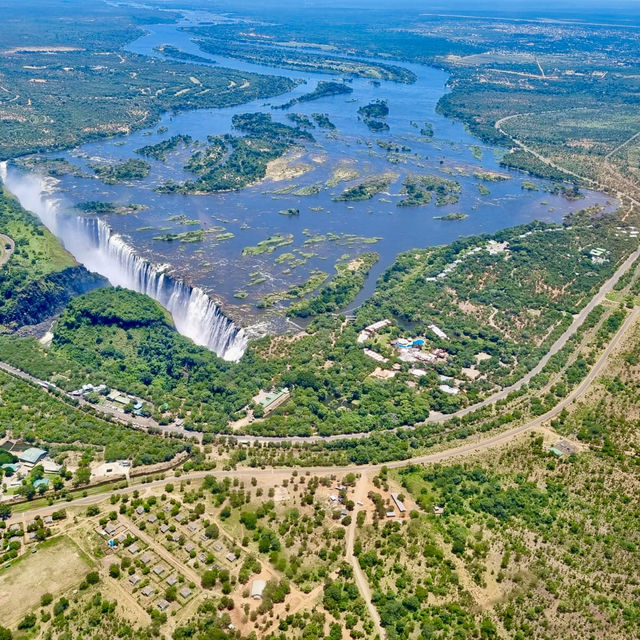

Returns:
0,535,90,626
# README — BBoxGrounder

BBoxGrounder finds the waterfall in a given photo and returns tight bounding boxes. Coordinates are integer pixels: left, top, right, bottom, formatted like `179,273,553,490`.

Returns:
0,162,248,361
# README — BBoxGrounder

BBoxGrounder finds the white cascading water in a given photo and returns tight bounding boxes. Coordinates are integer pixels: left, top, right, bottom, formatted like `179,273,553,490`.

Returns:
0,162,248,361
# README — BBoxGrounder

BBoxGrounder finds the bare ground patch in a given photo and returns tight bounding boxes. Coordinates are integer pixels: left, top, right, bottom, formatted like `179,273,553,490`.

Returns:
0,536,90,626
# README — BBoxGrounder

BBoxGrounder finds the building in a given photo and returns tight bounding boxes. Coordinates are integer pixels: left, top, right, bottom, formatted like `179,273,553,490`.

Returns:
157,599,170,612
253,388,290,415
141,586,154,597
17,447,47,467
439,384,459,395
357,318,392,343
251,579,267,600
428,324,448,340
42,459,61,473
391,493,406,514
179,587,192,599
107,390,130,406
1,462,20,474
363,348,388,364
550,439,580,457
33,477,50,490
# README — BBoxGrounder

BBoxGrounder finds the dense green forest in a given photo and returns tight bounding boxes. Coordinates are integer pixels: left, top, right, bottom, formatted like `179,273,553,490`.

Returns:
158,113,313,193
276,81,353,110
0,191,104,329
0,4,295,159
135,135,193,162
0,371,186,465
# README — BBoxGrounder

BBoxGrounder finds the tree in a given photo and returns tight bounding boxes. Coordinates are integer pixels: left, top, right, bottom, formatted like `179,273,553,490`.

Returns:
201,570,218,589
0,626,11,640
240,511,258,530
0,504,11,520
165,586,177,602
108,563,121,579
18,614,36,630
86,571,99,585
73,466,90,487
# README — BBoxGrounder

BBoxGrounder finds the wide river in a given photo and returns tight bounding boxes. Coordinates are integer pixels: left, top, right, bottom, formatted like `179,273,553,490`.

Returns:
4,9,616,341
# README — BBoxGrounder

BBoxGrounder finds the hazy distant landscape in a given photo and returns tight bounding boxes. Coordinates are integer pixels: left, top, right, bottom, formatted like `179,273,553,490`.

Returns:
0,2,639,639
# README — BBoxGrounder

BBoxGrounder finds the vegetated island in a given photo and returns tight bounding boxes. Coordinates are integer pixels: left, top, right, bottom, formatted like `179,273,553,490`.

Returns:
76,201,148,215
154,44,216,65
398,174,462,207
288,251,379,316
434,212,469,221
358,99,389,119
153,230,206,243
12,156,89,178
242,233,294,256
275,81,353,109
156,113,313,194
311,113,336,129
135,134,193,161
194,38,417,83
333,172,396,202
258,269,329,308
287,113,315,128
358,99,390,132
90,158,151,184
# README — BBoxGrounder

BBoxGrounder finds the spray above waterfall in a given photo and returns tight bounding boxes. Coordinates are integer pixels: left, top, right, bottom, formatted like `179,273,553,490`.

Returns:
0,162,248,362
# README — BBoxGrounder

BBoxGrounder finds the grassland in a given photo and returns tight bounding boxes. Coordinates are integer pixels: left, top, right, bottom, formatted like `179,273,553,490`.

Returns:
0,536,91,628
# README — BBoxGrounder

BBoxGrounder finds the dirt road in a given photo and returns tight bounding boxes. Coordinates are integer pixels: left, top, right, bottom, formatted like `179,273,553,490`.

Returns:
7,304,637,526
345,473,385,639
0,233,14,267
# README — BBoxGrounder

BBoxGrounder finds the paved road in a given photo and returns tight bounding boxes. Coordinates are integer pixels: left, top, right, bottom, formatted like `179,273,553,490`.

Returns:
605,130,640,160
7,305,637,525
0,238,638,455
0,360,201,442
495,111,640,209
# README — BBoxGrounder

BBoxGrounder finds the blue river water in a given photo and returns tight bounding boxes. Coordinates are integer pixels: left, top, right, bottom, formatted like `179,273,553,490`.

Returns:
11,9,616,331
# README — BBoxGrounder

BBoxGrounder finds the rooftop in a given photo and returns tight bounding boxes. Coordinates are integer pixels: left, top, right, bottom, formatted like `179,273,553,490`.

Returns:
251,579,267,598
17,447,47,465
255,388,290,409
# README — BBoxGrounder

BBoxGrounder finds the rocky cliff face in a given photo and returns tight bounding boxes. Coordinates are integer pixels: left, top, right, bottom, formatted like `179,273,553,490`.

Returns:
2,266,106,328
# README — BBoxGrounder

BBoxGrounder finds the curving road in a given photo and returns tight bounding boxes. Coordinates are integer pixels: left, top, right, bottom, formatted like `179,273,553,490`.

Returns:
6,304,637,526
0,240,638,449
